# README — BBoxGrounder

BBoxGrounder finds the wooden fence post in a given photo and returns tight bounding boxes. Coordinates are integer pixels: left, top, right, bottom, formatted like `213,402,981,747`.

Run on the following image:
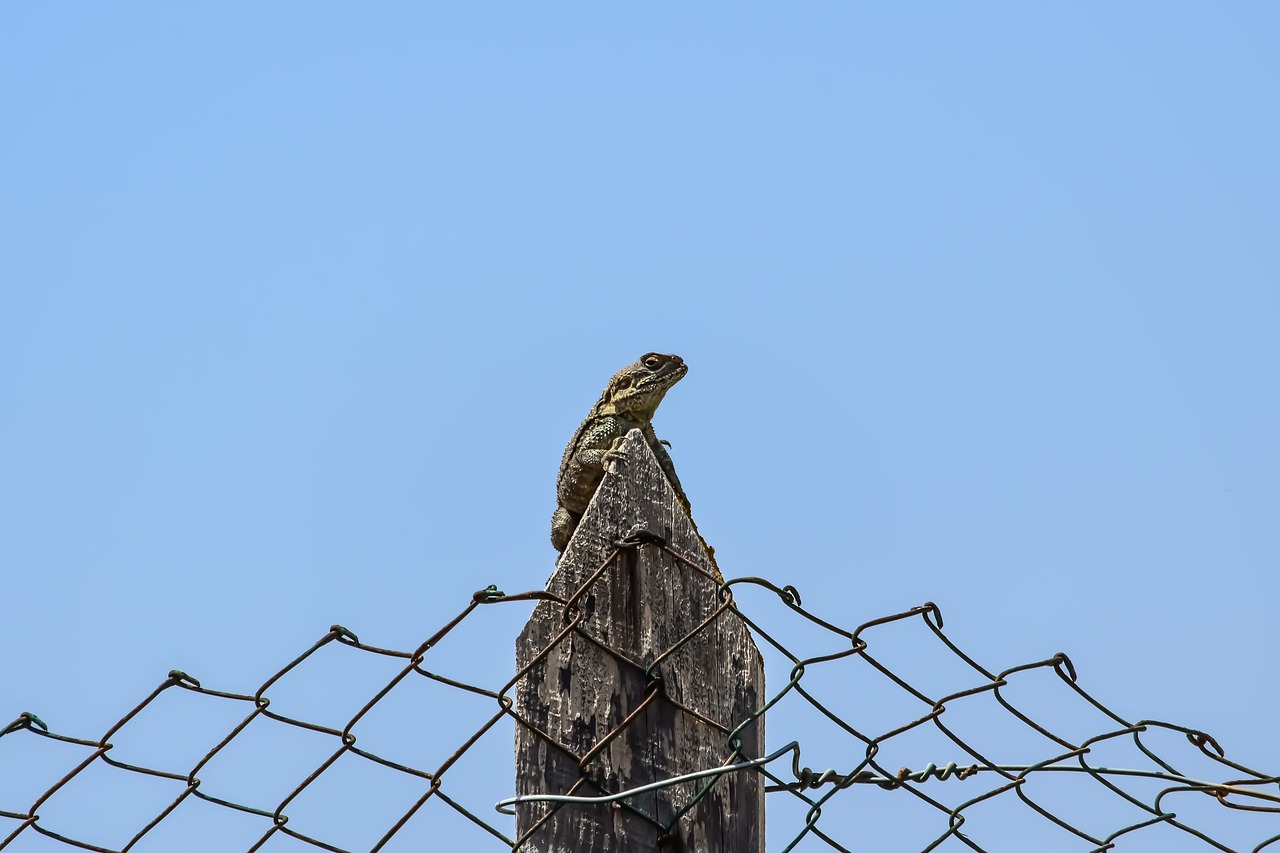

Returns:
514,429,766,852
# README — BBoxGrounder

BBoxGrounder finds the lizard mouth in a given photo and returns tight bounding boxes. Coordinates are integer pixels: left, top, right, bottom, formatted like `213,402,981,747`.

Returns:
652,359,687,385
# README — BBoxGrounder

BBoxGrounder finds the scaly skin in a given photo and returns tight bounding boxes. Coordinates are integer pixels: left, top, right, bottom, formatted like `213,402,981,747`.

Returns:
551,353,689,552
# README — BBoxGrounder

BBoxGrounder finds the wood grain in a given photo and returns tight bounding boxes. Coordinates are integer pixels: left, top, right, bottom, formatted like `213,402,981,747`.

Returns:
515,430,765,852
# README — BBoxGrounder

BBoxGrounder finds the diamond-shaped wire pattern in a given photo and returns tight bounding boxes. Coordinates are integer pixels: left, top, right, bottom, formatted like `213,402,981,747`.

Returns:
3,536,1277,851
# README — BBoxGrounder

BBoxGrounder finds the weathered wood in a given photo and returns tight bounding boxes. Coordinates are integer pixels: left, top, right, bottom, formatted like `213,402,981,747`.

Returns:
515,430,765,853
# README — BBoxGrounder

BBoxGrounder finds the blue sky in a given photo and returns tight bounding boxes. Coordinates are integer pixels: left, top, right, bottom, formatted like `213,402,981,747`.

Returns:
3,5,1278,851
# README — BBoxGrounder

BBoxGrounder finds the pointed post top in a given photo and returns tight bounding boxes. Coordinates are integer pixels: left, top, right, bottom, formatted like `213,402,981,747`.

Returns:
551,428,717,588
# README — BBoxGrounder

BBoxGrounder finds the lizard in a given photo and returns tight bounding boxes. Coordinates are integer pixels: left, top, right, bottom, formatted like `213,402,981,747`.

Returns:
551,352,690,553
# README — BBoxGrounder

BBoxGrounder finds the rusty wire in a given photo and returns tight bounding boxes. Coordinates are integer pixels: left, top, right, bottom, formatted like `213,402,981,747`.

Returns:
2,534,1278,852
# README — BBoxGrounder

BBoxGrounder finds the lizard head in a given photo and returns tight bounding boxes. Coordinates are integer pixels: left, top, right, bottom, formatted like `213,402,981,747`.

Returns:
600,352,688,418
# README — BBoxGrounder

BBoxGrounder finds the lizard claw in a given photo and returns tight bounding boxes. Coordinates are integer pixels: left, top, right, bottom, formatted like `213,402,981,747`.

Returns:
602,448,629,470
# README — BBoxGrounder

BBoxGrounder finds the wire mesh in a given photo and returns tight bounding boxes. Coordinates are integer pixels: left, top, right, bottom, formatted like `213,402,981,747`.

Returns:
3,531,1277,852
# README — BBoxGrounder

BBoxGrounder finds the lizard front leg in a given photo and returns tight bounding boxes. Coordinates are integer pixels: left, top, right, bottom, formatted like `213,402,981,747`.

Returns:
645,424,690,513
575,418,630,471
552,418,629,552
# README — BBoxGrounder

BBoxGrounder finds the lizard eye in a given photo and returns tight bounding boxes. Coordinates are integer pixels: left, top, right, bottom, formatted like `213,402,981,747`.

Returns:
642,354,662,369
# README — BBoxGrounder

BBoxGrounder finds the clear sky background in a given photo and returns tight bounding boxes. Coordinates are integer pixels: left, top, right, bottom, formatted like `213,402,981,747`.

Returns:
3,5,1278,851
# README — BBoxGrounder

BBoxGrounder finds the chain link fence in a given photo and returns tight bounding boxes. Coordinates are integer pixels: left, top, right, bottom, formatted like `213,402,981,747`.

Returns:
3,534,1278,851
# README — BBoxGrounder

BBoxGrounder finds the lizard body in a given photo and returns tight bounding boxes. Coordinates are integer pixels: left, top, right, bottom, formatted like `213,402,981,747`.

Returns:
551,352,689,552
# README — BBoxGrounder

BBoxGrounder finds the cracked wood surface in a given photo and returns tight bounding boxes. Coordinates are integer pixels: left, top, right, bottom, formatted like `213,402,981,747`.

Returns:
516,430,765,852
